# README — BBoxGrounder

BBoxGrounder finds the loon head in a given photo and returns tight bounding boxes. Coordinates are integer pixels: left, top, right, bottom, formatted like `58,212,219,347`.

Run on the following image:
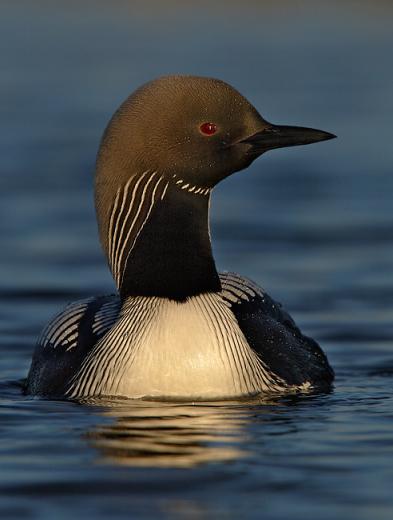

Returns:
97,75,335,189
95,75,335,299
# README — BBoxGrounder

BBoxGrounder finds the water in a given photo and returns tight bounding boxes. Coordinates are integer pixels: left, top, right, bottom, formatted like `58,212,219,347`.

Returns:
1,1,393,518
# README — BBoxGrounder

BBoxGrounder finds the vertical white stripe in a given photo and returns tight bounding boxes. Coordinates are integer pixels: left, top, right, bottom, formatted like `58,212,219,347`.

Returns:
107,186,121,271
115,171,159,283
109,175,134,273
161,181,169,200
112,171,151,280
119,176,164,287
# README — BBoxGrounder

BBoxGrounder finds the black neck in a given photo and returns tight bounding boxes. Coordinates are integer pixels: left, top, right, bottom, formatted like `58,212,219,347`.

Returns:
117,183,220,301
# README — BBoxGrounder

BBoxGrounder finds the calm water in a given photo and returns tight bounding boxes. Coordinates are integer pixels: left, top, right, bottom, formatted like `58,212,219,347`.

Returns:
1,1,393,518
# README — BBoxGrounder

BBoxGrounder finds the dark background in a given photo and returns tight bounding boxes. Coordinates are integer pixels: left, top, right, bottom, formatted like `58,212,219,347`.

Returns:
1,1,392,519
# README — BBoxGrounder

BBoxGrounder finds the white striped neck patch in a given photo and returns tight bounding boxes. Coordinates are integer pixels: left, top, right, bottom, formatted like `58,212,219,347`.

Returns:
107,171,169,288
105,170,221,300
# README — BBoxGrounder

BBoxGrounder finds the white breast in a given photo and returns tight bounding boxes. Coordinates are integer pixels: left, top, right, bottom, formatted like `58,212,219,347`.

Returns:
68,293,285,399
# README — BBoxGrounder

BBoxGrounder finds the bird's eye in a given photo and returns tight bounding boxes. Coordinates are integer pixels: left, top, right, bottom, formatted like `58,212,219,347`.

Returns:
199,122,218,136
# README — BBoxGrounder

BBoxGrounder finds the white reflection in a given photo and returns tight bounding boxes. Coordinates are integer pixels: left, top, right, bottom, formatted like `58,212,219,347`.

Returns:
83,397,280,468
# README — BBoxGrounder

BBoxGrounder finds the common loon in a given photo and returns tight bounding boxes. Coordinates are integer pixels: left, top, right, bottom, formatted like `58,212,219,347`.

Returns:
27,75,335,400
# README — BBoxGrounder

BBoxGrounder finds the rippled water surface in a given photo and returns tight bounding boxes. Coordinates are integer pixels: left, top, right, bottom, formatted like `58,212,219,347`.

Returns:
1,1,393,518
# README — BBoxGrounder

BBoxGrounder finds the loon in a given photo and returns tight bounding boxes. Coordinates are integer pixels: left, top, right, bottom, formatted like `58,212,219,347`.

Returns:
26,75,335,400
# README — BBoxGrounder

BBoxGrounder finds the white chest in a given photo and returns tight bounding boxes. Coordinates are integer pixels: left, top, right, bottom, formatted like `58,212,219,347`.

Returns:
69,293,282,399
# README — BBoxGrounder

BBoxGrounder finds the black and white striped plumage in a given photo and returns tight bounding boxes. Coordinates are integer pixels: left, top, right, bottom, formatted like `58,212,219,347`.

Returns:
108,170,169,288
26,75,335,399
27,273,333,398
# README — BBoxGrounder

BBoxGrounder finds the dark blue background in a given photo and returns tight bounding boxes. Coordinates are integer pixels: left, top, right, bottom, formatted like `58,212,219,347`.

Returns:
1,1,393,519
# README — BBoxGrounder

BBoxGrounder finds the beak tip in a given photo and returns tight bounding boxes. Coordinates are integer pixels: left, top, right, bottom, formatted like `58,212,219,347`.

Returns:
322,131,337,141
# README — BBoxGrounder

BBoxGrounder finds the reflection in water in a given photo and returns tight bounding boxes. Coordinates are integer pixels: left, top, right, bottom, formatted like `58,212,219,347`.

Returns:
83,397,282,468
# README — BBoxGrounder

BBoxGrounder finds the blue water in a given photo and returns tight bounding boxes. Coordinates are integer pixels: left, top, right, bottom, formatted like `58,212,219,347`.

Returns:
1,1,393,518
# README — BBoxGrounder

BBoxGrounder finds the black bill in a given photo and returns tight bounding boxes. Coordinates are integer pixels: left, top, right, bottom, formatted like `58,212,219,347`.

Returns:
241,124,336,154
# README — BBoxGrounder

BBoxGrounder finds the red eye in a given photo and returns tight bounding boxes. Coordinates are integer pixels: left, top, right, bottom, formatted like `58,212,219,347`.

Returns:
199,122,217,136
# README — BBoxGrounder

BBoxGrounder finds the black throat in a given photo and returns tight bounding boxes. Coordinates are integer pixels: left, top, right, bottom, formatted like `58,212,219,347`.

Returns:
116,181,221,301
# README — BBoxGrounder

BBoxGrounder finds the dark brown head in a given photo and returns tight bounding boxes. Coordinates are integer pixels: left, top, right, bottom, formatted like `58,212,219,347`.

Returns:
96,75,335,190
95,76,335,297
